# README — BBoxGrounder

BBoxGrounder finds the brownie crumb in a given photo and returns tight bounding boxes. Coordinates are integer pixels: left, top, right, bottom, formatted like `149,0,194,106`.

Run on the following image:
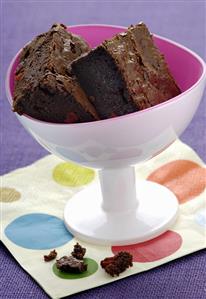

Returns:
71,242,86,260
101,252,133,277
44,249,57,262
56,256,87,273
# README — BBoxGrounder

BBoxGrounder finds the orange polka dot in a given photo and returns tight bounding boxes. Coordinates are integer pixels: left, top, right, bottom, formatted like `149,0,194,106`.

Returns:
112,231,182,263
147,160,206,204
0,187,21,203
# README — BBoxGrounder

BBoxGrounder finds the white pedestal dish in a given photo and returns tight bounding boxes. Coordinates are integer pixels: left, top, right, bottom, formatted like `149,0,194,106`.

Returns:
6,25,206,245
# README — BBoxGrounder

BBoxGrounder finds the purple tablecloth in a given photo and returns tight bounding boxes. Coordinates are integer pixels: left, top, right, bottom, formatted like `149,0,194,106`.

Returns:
1,1,206,298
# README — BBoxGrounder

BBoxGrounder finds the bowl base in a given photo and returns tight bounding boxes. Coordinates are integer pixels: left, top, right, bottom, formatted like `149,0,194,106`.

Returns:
64,180,179,246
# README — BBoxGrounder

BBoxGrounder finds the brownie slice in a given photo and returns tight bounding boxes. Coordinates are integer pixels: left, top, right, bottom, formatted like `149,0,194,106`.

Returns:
56,256,87,273
13,23,99,123
72,23,181,119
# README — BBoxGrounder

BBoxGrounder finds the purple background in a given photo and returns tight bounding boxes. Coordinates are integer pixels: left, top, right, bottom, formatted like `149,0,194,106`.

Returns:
1,1,206,298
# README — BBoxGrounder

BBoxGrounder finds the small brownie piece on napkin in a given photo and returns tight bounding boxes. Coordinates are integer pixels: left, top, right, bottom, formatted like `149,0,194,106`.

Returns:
72,22,181,119
44,249,57,262
101,252,133,276
56,256,87,273
71,242,86,260
13,23,99,123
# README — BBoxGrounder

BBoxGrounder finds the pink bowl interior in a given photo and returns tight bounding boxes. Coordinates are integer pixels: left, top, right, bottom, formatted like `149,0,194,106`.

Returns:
9,25,204,98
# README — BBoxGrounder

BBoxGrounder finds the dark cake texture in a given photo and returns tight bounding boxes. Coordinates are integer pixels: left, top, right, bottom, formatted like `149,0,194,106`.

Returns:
71,243,86,260
44,249,57,262
101,251,133,277
56,256,87,273
13,23,99,123
72,22,181,119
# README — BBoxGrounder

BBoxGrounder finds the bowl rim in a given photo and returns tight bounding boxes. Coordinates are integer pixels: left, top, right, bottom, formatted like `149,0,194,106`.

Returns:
6,23,206,127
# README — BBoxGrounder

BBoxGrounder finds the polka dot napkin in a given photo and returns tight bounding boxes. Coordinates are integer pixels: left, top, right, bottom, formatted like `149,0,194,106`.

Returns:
1,140,206,299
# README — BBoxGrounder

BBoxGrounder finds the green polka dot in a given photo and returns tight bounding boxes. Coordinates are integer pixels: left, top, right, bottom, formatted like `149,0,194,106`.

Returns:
53,162,95,187
0,187,21,203
52,258,98,279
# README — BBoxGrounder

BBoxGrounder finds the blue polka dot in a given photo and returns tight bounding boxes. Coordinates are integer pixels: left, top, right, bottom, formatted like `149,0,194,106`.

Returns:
5,213,73,249
195,209,206,228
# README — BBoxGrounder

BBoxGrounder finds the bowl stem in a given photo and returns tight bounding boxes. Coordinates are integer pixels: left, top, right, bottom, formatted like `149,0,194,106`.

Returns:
99,166,138,213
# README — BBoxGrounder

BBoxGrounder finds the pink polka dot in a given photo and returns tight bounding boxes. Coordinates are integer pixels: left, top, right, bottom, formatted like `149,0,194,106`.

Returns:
112,231,182,263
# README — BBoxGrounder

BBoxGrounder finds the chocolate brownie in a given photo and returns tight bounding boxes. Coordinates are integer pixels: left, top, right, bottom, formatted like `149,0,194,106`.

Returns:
71,242,86,260
44,249,57,262
72,23,181,119
13,23,99,123
56,256,87,273
101,252,133,277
